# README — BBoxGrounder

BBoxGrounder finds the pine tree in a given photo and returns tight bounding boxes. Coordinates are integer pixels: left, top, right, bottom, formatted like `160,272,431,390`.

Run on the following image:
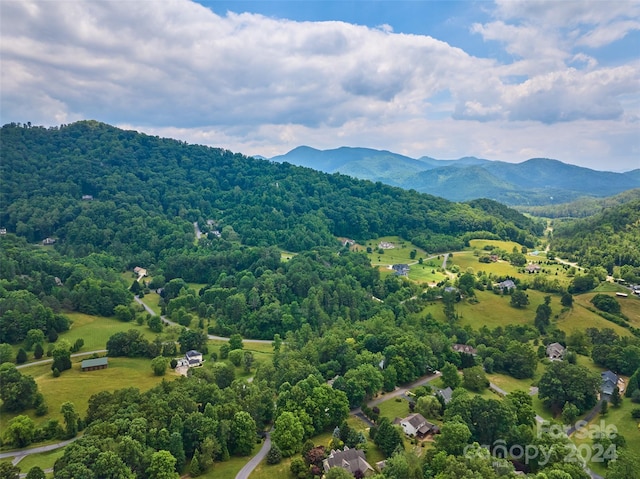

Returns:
16,348,28,364
611,386,622,408
189,450,201,477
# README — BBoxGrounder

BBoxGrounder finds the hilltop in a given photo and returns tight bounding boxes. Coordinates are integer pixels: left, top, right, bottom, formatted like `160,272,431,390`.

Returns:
269,146,640,206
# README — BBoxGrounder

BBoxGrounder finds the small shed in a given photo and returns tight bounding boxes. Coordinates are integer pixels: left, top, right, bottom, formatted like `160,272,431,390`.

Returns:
81,357,108,371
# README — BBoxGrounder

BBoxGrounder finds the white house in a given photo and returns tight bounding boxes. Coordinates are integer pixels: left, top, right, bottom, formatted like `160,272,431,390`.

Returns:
397,413,438,438
185,350,203,367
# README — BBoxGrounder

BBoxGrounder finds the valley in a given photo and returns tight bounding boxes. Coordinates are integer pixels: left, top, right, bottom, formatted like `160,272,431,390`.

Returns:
1,122,639,479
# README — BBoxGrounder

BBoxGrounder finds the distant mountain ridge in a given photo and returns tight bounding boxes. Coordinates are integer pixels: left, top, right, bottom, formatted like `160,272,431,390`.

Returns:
268,147,640,206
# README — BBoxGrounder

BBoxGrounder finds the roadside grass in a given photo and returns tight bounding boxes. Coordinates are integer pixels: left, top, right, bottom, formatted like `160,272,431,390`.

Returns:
487,372,538,395
377,397,411,421
14,447,65,473
13,312,158,366
571,398,640,476
532,395,554,421
140,291,162,316
1,358,178,432
198,443,260,479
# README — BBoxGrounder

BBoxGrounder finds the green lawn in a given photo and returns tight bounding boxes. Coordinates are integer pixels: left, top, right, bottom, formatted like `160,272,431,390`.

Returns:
571,398,640,476
574,291,640,329
1,358,179,432
556,301,632,337
198,443,260,479
361,236,431,266
376,397,411,421
14,447,65,473
468,239,525,252
487,373,538,395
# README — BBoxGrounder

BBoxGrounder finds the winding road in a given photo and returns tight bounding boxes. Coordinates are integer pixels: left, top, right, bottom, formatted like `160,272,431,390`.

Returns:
134,296,272,345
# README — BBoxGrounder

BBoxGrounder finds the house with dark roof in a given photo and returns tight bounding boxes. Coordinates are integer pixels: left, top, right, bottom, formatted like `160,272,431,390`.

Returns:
323,446,374,476
392,264,410,276
546,342,566,361
185,350,203,367
437,387,453,405
396,413,439,438
601,370,618,397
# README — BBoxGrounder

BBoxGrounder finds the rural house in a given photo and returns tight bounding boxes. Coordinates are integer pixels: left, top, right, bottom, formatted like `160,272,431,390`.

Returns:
392,264,410,276
42,237,56,245
396,413,439,438
452,343,477,356
601,370,618,398
437,387,453,405
185,350,203,367
497,279,516,291
546,342,566,361
323,446,374,476
525,263,541,273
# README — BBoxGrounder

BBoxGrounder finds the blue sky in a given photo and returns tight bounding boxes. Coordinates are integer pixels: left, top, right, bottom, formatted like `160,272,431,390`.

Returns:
1,0,639,171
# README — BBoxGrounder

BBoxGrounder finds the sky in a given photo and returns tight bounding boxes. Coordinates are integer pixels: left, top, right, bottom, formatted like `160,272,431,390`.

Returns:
1,1,639,171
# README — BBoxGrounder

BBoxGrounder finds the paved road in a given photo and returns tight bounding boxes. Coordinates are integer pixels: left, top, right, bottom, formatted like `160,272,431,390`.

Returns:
134,296,272,345
0,437,79,462
235,430,271,479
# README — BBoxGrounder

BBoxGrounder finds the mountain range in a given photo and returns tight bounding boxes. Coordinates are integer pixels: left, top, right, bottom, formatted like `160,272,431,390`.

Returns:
268,146,640,205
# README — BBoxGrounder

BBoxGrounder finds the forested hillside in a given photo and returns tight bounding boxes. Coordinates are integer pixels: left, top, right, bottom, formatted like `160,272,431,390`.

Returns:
1,121,541,266
517,188,640,218
551,199,640,282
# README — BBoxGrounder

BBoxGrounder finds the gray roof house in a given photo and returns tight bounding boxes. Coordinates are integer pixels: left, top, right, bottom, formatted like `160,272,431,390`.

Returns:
497,279,516,290
437,387,453,404
392,264,410,276
323,447,374,476
546,342,566,361
601,370,618,397
395,413,439,438
452,343,478,356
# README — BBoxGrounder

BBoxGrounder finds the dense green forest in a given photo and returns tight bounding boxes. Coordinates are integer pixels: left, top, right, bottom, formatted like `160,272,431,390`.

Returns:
3,121,640,479
551,199,640,282
1,121,541,266
518,188,640,218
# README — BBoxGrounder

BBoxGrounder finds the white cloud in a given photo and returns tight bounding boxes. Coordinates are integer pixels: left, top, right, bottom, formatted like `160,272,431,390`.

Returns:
1,0,638,171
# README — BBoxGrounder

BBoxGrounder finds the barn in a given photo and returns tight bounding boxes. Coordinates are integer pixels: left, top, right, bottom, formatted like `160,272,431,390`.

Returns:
81,357,108,371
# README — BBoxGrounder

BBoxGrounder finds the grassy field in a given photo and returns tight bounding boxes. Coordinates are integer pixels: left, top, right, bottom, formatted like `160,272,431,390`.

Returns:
556,301,632,337
377,397,411,421
11,312,160,366
487,372,538,394
1,357,179,432
14,447,65,473
571,398,640,476
574,292,640,329
468,239,525,252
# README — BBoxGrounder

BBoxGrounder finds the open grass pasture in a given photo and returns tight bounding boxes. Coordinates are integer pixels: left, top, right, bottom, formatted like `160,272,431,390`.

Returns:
1,357,178,432
362,236,429,265
468,239,526,252
62,312,157,351
556,302,632,337
573,292,640,329
416,288,633,336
